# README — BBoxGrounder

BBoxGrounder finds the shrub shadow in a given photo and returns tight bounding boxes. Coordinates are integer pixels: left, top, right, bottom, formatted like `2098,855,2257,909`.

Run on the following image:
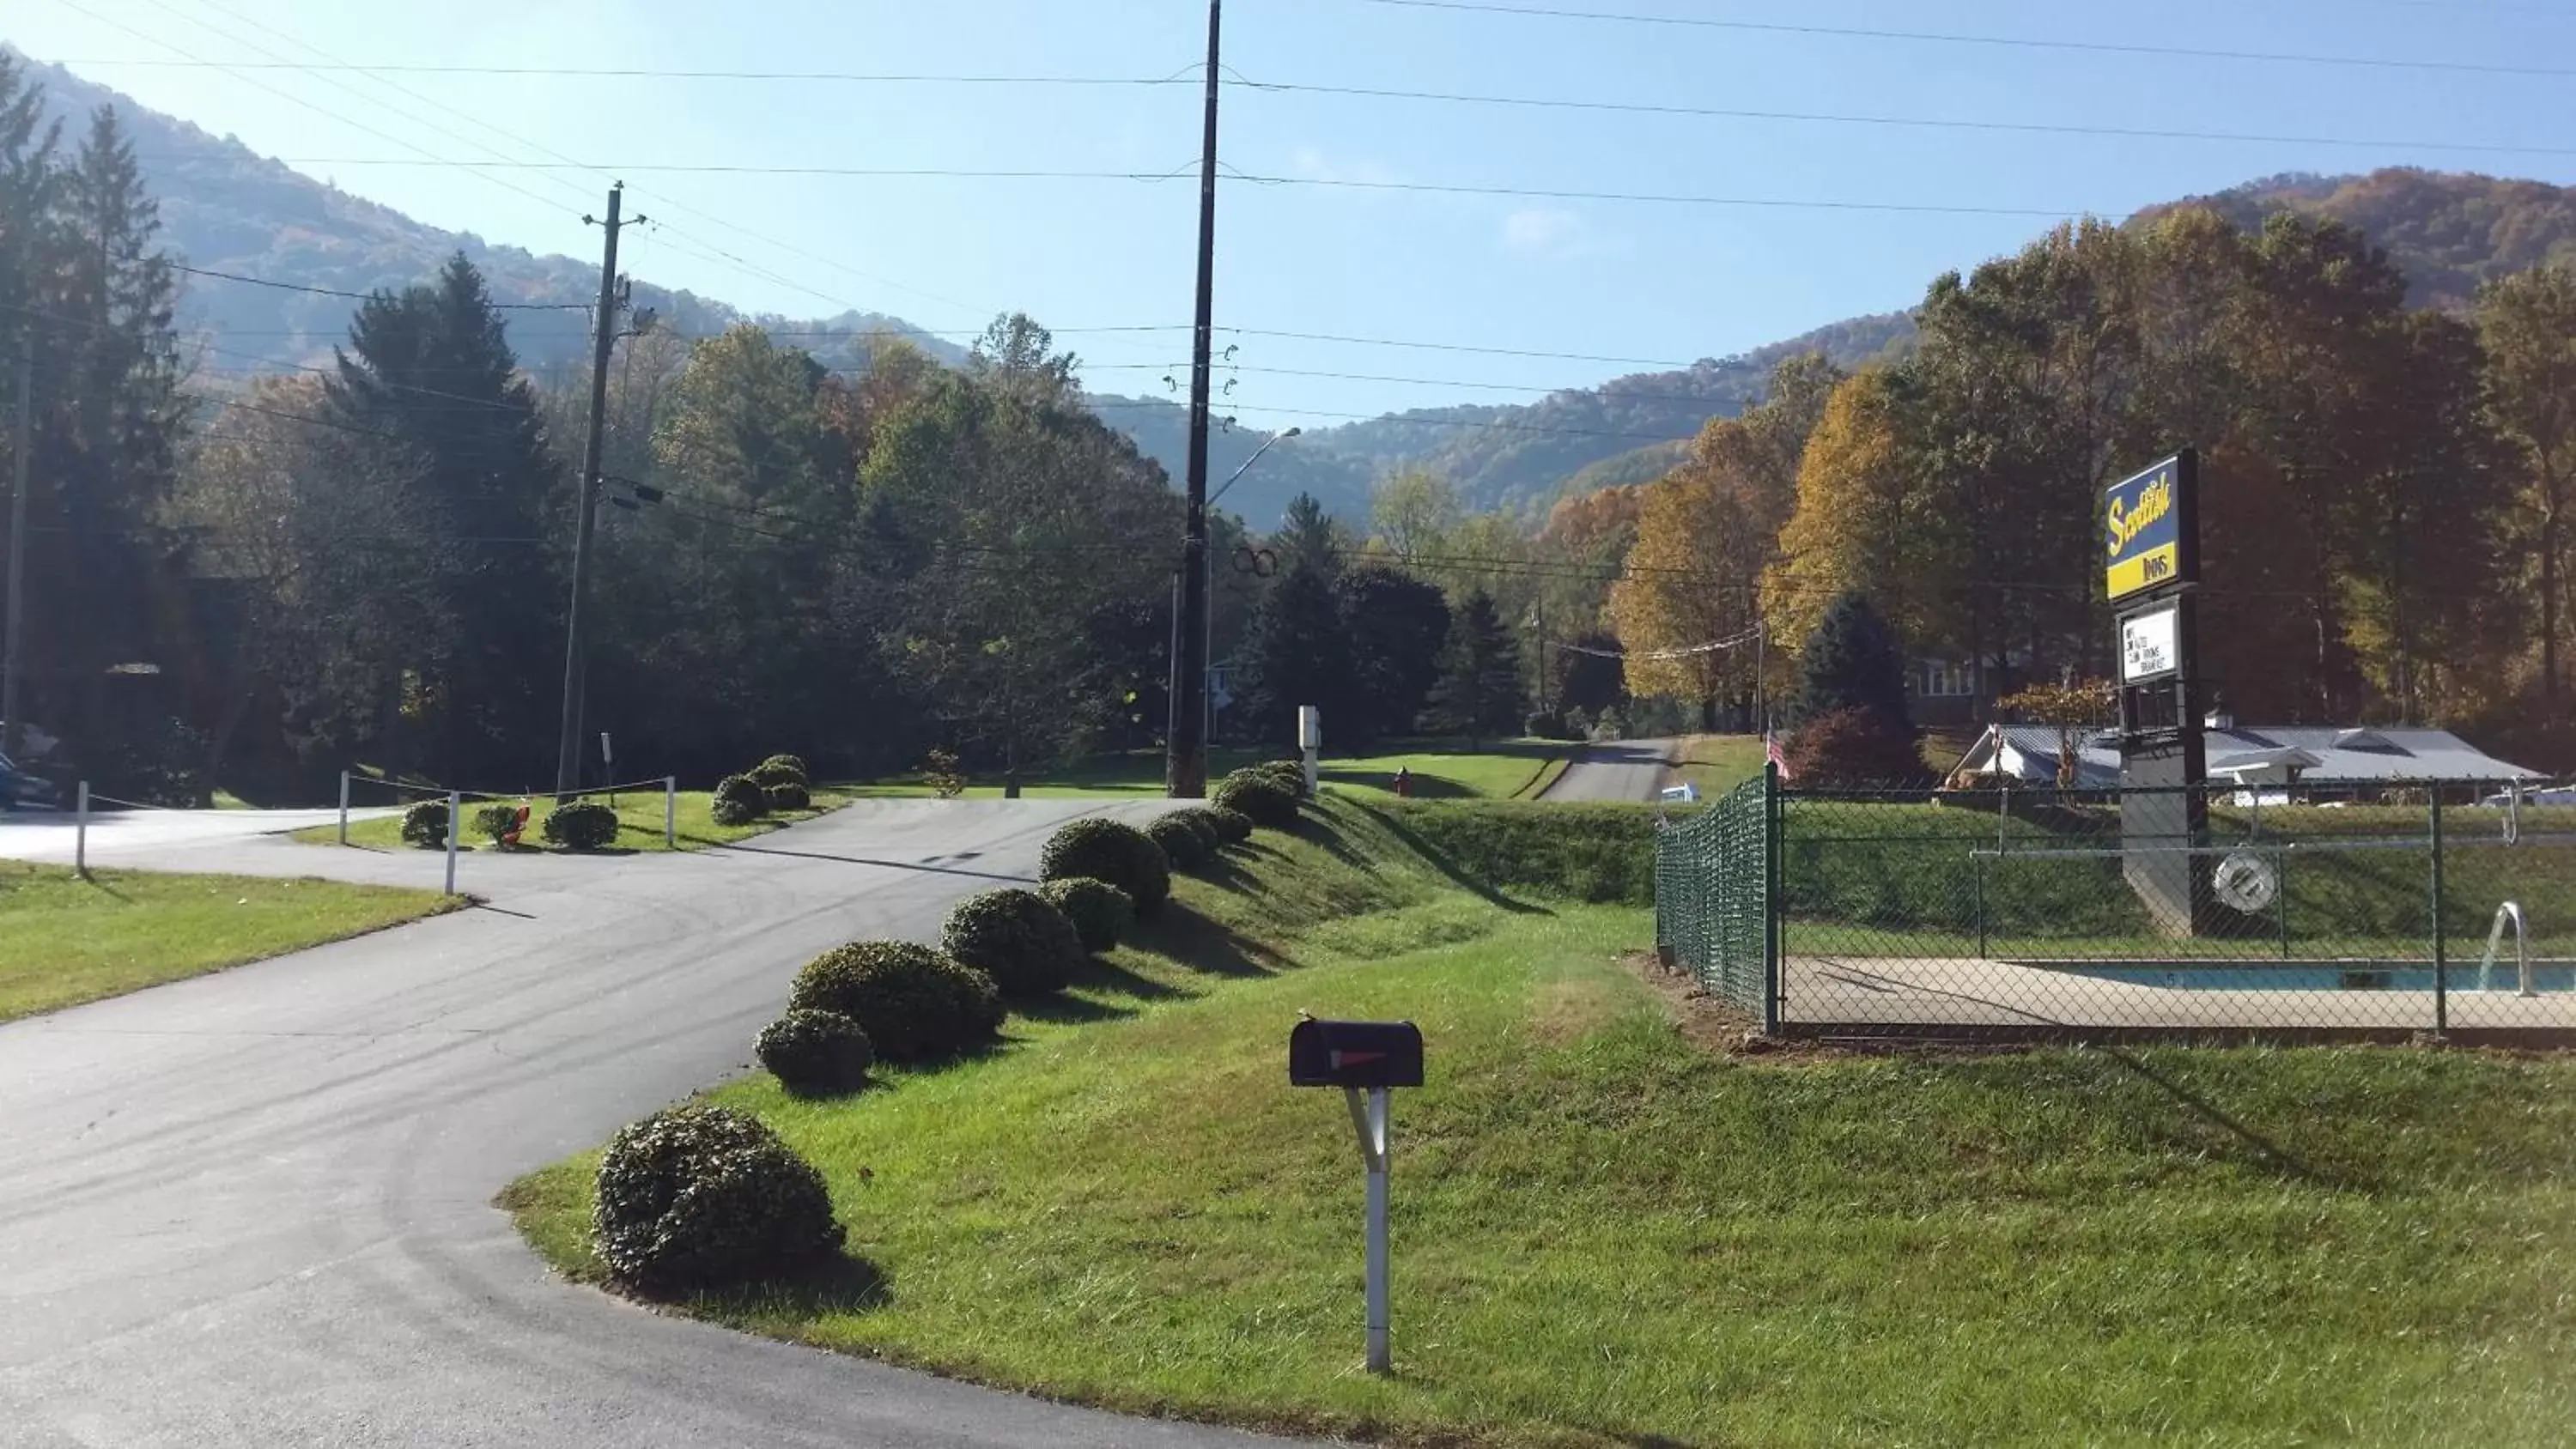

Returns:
1006,991,1139,1027
1346,800,1553,915
1318,767,1474,798
689,1251,891,1318
1286,810,1371,870
1127,901,1288,978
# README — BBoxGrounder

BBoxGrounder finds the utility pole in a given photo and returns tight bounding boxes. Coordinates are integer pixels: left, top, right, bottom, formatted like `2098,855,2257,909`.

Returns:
3,334,31,760
1166,0,1222,799
554,184,640,797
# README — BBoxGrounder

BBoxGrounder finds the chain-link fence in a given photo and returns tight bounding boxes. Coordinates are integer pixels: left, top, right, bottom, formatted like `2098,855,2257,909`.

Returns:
1654,772,1775,1027
1660,770,2576,1043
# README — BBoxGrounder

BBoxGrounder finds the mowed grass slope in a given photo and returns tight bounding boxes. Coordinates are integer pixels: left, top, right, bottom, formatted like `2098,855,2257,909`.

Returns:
0,861,453,1022
507,798,2576,1448
847,741,1568,801
298,788,848,854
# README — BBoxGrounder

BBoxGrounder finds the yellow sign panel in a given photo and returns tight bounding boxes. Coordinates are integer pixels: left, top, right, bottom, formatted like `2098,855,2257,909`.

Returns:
2105,543,2180,599
2103,456,2191,602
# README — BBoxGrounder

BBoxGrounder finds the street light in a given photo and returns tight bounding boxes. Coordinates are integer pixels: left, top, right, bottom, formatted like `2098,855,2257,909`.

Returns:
1200,427,1301,749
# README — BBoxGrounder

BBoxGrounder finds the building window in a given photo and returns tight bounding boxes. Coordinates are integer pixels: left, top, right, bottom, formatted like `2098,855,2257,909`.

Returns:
1922,660,1973,698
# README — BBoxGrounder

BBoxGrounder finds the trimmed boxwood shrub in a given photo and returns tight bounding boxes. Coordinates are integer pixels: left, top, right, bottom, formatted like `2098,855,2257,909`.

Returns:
400,798,449,847
787,941,1004,1062
713,773,768,827
1207,805,1255,844
767,780,812,812
940,888,1085,996
1214,770,1298,830
592,1105,843,1294
750,754,809,790
1038,816,1171,915
1170,807,1229,854
1259,758,1309,795
542,799,620,852
471,802,520,845
1039,877,1133,953
756,1009,874,1097
1146,812,1213,870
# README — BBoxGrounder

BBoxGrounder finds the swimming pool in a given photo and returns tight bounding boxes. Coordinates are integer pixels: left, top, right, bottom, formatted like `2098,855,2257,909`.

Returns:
2038,961,2576,992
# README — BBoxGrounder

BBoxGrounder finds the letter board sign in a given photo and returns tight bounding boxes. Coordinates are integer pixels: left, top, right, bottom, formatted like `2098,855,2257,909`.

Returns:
2104,452,2198,603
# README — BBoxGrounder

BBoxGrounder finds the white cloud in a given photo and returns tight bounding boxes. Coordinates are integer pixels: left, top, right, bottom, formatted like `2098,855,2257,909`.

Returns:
1501,208,1586,253
1289,146,1401,186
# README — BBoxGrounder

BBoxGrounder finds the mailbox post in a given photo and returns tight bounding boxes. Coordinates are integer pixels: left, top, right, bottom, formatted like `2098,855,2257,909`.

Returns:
1289,1016,1423,1375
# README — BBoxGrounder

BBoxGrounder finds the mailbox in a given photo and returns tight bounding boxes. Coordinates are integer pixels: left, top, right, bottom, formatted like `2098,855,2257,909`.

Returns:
1289,1018,1424,1088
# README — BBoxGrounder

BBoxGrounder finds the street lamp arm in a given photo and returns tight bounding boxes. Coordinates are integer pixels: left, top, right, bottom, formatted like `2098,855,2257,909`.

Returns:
1208,426,1302,509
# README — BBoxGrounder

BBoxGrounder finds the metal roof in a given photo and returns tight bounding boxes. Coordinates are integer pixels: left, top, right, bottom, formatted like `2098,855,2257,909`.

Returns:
1958,724,2539,786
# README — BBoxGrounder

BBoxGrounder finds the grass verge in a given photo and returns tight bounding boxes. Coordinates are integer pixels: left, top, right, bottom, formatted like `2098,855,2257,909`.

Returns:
1667,732,1764,797
506,797,2576,1447
849,742,1566,802
0,861,454,1022
293,789,848,854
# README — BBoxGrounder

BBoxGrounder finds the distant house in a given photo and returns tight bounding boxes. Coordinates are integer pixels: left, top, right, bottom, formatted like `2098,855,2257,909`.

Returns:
1950,722,2541,793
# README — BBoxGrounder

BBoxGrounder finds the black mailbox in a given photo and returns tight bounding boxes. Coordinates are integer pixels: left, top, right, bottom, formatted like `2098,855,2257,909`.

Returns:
1289,1018,1424,1088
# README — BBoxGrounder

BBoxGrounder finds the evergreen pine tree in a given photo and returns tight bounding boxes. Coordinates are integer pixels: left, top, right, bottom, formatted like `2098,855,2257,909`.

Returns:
1234,560,1350,748
1791,591,1913,731
1333,564,1449,743
1428,590,1528,745
1273,491,1345,582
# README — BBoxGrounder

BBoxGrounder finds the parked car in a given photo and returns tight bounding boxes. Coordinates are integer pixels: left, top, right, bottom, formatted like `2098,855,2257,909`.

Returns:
0,750,58,810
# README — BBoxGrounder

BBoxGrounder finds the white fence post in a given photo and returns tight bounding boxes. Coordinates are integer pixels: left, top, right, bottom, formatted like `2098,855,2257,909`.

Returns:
337,770,351,846
444,789,460,896
74,780,88,876
665,776,677,848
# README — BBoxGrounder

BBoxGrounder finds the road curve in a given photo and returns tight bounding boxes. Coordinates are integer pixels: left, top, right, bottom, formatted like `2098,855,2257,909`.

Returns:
0,801,1316,1449
1536,738,1680,803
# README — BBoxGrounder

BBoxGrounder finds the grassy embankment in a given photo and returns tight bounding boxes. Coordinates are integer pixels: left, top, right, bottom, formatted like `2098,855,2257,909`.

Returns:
846,741,1570,802
0,861,454,1022
295,788,850,855
506,795,2576,1447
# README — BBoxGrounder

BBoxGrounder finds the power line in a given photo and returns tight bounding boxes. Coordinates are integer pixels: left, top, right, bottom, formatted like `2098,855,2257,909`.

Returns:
54,58,1201,84
173,262,589,309
1348,0,2576,78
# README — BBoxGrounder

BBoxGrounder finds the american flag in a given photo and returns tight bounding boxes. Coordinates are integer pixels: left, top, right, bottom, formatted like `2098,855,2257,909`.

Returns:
1765,727,1792,781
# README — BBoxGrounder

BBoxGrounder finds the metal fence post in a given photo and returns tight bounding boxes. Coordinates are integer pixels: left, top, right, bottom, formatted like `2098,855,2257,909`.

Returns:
74,780,88,876
665,775,677,848
445,789,461,897
1974,852,1989,961
2276,846,2290,960
2430,788,2447,1036
1762,761,1783,1036
337,770,351,846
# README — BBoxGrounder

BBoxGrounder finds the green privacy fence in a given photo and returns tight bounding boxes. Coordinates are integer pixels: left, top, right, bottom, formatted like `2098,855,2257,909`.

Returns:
1656,773,2576,1042
1652,767,1777,1028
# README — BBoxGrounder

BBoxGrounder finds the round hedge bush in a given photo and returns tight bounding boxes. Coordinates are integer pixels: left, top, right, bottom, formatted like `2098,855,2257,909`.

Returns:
592,1105,843,1294
1039,877,1133,953
1214,770,1299,830
1207,805,1255,844
1038,816,1171,915
1146,813,1212,871
542,799,620,852
400,798,449,847
750,754,809,790
940,888,1085,996
787,940,1004,1062
711,797,759,828
1170,807,1229,853
1259,758,1309,795
471,801,521,845
714,773,769,817
767,780,812,812
756,1009,874,1097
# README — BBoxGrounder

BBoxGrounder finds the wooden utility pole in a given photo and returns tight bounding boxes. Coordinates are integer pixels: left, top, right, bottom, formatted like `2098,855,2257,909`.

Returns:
1166,0,1222,799
554,184,640,797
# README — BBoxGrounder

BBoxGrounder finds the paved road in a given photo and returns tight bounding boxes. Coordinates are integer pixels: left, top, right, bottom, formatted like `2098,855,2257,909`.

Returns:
1538,737,1680,803
0,801,1312,1449
0,805,397,866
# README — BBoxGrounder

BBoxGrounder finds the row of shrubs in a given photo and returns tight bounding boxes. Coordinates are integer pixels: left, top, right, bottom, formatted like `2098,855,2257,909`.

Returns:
714,754,814,827
592,764,1314,1293
398,797,623,852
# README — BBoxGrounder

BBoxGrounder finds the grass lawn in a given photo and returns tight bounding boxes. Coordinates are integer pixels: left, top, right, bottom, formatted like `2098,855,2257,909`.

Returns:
1668,732,1764,797
848,741,1570,802
507,798,2576,1448
0,861,454,1022
293,788,849,855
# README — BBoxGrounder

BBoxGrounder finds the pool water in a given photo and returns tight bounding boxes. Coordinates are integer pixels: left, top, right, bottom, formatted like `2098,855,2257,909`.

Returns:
2038,962,2576,992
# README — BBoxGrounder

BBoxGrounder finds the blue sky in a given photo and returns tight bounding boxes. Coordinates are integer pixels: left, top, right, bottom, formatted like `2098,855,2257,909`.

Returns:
13,0,2576,429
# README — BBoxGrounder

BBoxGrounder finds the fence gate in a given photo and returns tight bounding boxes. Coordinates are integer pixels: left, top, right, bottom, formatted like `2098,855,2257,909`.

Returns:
1654,769,1777,1026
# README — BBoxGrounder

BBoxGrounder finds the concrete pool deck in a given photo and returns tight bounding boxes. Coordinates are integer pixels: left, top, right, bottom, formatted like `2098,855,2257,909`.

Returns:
1778,954,2576,1040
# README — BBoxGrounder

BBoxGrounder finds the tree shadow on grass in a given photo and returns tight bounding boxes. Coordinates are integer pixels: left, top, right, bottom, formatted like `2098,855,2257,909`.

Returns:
1286,810,1373,871
1346,799,1553,916
1318,767,1474,798
1006,989,1139,1027
1128,900,1289,979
